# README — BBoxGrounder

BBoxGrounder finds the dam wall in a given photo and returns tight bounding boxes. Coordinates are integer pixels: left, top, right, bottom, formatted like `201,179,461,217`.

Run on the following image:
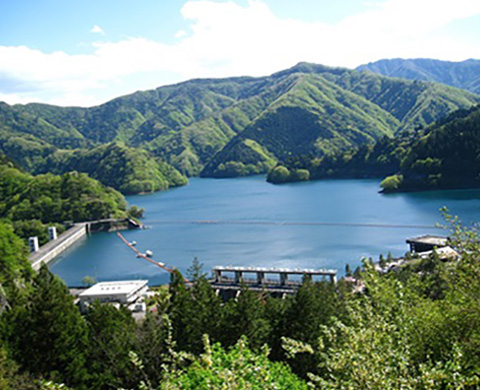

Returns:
29,223,88,271
28,218,141,271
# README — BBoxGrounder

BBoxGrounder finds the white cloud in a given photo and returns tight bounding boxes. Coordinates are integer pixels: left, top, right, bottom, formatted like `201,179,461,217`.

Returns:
1,0,480,107
175,30,188,38
90,25,105,34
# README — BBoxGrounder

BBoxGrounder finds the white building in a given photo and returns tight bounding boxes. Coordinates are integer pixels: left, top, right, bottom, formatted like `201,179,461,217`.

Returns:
79,280,148,313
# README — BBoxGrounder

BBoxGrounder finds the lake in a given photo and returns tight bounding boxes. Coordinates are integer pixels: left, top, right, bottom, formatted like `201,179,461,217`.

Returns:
50,176,480,286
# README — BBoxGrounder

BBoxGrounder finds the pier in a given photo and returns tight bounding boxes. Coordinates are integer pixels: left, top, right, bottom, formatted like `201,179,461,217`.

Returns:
208,265,337,299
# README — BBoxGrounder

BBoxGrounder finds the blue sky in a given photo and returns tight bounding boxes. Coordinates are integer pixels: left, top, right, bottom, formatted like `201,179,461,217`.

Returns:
1,0,480,107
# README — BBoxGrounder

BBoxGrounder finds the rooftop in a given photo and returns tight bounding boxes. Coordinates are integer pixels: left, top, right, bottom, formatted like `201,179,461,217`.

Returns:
79,280,148,297
406,235,448,246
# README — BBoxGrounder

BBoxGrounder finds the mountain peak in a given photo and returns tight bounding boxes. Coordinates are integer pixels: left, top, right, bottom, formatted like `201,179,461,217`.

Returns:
356,58,480,93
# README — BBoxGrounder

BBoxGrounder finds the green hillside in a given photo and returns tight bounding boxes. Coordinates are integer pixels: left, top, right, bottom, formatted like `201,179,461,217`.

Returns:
381,105,480,192
357,58,480,94
0,159,129,244
268,104,480,192
266,130,414,184
203,67,479,177
0,62,478,183
38,142,187,194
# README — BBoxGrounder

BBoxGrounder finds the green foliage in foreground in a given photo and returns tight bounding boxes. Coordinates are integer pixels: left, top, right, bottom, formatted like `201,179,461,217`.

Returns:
160,337,307,390
2,213,480,389
4,266,89,386
308,267,480,389
0,222,32,298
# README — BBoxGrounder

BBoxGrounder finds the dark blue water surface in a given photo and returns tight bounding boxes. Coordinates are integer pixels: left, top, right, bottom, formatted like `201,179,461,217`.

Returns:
50,177,480,286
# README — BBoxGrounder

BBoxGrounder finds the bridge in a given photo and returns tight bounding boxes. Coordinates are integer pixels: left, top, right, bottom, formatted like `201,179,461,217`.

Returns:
208,265,337,299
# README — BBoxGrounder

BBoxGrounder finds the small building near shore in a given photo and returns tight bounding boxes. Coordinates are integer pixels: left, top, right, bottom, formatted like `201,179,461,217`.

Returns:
406,235,449,253
417,245,459,260
78,280,148,313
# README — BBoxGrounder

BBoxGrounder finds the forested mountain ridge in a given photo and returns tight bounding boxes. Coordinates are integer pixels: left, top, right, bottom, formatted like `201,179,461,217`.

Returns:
0,157,132,245
357,58,480,94
1,62,479,184
381,104,480,192
37,142,188,194
267,104,480,193
201,67,480,177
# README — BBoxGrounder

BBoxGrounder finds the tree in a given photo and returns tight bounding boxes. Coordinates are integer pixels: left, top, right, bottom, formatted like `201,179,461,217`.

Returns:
0,222,31,296
135,312,172,387
0,346,39,390
186,257,206,281
345,263,352,277
309,264,480,389
283,280,344,377
267,166,291,183
128,205,145,219
81,275,96,287
169,268,222,354
83,301,138,389
219,288,271,350
5,265,88,386
290,169,310,181
160,336,308,390
380,174,403,192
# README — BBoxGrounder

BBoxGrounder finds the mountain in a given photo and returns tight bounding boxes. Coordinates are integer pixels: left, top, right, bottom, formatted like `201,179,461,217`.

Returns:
266,131,413,185
381,104,480,192
0,159,129,243
356,58,480,94
0,62,479,185
202,64,480,177
268,104,480,191
38,143,188,195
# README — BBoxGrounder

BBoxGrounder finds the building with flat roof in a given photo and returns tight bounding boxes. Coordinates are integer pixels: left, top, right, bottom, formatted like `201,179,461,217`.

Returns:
79,280,148,312
406,235,449,253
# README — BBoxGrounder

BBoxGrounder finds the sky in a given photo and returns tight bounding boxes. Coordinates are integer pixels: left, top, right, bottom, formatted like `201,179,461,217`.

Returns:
1,0,480,107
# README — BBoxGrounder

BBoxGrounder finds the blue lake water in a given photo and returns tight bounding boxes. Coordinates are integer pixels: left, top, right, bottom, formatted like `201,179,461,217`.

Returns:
50,176,480,286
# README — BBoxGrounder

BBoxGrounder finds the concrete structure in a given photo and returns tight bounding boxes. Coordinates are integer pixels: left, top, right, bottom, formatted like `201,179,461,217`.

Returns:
28,236,39,253
48,226,57,241
29,223,88,271
78,280,148,313
209,266,337,299
406,235,449,253
212,266,337,285
28,218,142,271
